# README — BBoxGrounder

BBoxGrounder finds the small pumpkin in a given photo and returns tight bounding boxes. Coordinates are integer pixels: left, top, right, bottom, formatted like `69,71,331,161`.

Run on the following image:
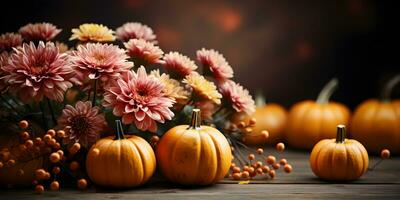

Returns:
238,94,287,145
350,75,400,154
310,125,369,181
286,78,351,149
86,120,156,188
156,109,232,185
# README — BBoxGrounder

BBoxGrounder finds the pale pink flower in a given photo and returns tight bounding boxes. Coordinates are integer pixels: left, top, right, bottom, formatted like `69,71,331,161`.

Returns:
0,52,9,91
58,101,107,148
70,43,133,84
162,52,198,79
1,42,74,102
0,33,23,52
197,48,233,81
116,22,157,43
103,66,175,133
19,23,61,41
124,39,163,64
219,80,255,115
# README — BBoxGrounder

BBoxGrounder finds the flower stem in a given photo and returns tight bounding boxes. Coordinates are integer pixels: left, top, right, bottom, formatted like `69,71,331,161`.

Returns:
47,98,57,126
380,75,400,102
0,95,21,117
92,79,98,106
316,78,338,104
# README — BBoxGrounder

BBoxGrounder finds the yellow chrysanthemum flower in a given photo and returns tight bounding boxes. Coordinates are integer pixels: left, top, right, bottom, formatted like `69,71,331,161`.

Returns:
183,74,222,105
151,70,189,103
70,23,115,42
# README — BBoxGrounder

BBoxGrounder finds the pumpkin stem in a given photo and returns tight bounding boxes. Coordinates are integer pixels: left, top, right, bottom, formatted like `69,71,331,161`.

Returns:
336,124,346,143
380,75,400,102
316,78,339,104
189,109,201,129
255,90,266,107
114,120,125,140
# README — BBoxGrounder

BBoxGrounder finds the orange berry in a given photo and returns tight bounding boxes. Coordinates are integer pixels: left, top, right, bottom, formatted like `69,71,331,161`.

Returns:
35,185,45,194
247,167,255,174
50,152,61,163
248,154,255,160
230,146,235,152
48,139,57,146
268,170,276,178
47,129,56,137
17,169,24,176
0,151,10,161
230,163,236,170
256,167,263,174
19,144,27,152
250,171,257,177
243,165,250,172
279,158,288,165
266,155,276,165
238,121,246,129
77,179,87,190
0,162,3,169
34,137,43,145
272,163,280,169
53,143,61,150
284,164,293,173
44,172,51,180
50,181,60,191
255,161,263,168
256,148,264,155
150,135,159,143
249,118,257,126
43,134,52,142
262,165,270,173
276,142,285,151
244,127,253,134
70,161,80,171
232,173,241,180
381,149,390,159
7,159,15,166
19,120,29,129
53,166,61,174
57,150,64,157
70,143,81,154
261,130,269,139
56,130,65,138
241,171,250,179
35,169,46,180
20,131,30,140
232,166,241,173
25,140,34,148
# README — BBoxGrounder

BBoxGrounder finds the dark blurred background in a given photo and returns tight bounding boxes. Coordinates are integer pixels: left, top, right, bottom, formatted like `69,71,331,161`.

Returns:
1,0,399,109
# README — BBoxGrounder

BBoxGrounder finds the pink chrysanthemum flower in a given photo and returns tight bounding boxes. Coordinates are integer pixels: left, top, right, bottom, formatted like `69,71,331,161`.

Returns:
70,43,133,84
19,23,61,41
0,52,9,91
196,48,234,81
1,42,74,102
219,80,255,115
116,22,157,43
124,39,163,64
161,52,198,79
103,66,175,133
58,101,107,148
0,33,23,52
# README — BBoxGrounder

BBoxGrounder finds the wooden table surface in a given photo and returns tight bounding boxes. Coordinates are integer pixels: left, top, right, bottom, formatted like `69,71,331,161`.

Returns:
2,148,399,199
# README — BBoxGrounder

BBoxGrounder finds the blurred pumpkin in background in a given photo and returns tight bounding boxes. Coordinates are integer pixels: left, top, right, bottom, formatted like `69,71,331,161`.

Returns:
156,109,232,185
86,120,156,188
286,78,351,149
350,75,400,154
310,125,369,181
232,93,287,146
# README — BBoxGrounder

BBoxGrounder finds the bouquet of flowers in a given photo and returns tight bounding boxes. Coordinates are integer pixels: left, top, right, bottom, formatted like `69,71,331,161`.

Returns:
0,22,291,192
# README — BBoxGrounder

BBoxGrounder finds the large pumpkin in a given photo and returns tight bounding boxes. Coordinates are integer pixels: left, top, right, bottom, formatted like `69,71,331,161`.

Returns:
350,75,400,154
310,125,369,181
156,109,232,185
237,94,287,145
286,78,351,149
86,120,156,188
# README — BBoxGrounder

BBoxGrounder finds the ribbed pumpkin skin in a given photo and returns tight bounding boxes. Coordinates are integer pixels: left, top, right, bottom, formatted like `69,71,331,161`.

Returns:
86,135,156,188
350,99,400,154
310,139,369,181
156,125,232,185
286,101,350,149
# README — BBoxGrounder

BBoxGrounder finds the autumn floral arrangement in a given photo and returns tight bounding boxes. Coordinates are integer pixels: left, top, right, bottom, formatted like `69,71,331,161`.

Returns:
0,22,292,192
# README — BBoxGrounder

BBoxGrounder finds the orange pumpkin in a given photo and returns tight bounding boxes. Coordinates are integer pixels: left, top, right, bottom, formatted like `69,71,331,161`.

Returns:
350,75,400,154
310,125,369,181
156,109,232,185
239,94,287,145
86,120,156,188
286,79,351,149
